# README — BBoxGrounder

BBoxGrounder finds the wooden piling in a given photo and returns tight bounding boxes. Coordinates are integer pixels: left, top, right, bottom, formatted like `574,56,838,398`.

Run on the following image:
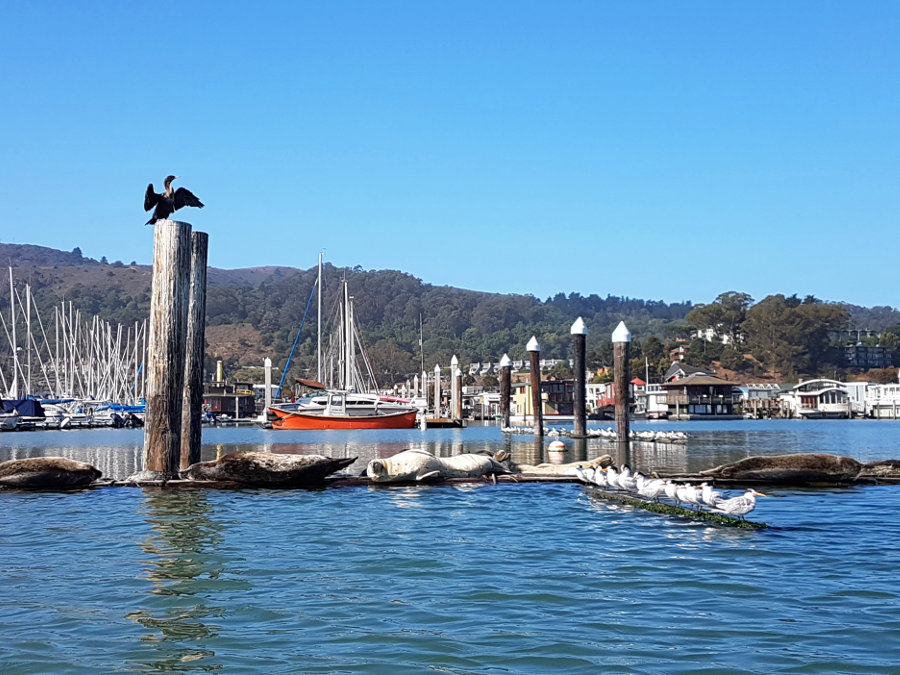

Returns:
433,364,441,416
454,367,463,420
527,336,543,436
571,317,587,437
499,353,512,428
143,220,192,479
450,355,460,421
612,321,631,461
179,231,208,471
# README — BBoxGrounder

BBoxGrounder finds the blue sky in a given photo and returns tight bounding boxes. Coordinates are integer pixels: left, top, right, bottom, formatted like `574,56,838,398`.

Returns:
2,1,898,307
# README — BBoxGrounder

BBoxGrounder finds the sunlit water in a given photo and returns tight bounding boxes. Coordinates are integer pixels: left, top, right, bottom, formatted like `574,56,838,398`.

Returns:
2,420,900,673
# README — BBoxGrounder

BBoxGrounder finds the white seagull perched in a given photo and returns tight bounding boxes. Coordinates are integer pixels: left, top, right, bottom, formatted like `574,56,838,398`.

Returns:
638,478,666,501
663,480,679,504
712,488,766,519
574,466,593,484
676,483,703,509
593,468,609,488
605,466,619,489
699,482,724,508
615,466,636,491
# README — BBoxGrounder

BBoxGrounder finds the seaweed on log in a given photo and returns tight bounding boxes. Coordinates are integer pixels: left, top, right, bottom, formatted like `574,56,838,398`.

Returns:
583,486,768,530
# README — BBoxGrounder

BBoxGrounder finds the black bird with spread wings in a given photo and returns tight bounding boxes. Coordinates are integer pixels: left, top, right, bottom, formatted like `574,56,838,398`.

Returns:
144,175,204,224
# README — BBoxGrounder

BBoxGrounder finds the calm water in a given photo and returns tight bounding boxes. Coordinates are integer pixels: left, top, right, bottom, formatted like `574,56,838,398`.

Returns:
2,420,900,673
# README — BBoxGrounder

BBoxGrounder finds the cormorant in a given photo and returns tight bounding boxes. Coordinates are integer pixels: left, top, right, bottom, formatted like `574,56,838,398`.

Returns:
144,175,204,224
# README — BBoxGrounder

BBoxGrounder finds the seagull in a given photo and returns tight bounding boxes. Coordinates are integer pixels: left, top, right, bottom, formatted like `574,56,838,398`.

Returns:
663,480,679,504
574,466,593,484
144,175,204,224
712,489,766,519
637,478,666,501
605,466,619,489
676,483,703,509
699,482,724,508
593,468,609,489
616,465,636,491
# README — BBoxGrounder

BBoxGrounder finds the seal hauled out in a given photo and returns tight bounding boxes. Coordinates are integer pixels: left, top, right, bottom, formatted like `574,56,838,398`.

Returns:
860,459,900,478
180,452,357,486
700,453,862,484
515,454,613,476
367,448,511,483
0,457,102,489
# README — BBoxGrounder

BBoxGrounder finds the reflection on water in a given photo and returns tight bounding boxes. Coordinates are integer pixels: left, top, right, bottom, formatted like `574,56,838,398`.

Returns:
6,419,900,480
126,490,232,672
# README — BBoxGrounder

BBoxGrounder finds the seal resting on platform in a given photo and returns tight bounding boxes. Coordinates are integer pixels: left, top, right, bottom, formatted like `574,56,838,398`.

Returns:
515,454,613,476
699,453,861,484
859,459,900,478
0,457,102,489
180,452,356,486
366,448,511,483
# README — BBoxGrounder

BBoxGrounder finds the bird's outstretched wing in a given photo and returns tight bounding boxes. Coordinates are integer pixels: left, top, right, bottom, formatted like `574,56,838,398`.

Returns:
173,187,204,210
144,184,159,212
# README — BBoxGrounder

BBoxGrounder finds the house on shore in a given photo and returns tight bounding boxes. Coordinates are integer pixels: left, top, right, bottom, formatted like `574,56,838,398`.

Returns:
660,373,742,419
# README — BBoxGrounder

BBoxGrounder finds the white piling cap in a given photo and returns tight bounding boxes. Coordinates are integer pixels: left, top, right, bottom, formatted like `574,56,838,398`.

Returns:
264,357,272,366
500,353,512,367
612,321,632,343
451,354,459,366
570,317,587,335
434,363,441,372
526,336,541,352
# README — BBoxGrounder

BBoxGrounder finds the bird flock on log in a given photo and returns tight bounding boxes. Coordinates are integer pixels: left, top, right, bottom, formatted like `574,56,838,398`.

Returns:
502,426,689,443
575,464,766,519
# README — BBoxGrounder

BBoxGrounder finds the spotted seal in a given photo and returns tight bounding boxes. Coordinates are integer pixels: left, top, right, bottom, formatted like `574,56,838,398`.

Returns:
366,448,511,483
859,459,900,478
180,451,356,486
699,453,861,484
0,457,102,489
515,454,613,476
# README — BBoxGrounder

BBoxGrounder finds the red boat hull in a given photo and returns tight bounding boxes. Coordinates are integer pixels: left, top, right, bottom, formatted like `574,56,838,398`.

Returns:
270,408,418,430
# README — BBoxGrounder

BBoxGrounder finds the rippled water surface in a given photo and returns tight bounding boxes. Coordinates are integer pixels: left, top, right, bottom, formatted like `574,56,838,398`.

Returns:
2,421,900,673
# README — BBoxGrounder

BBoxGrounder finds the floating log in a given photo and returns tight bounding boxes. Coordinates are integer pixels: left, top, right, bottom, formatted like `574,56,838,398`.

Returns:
584,486,768,529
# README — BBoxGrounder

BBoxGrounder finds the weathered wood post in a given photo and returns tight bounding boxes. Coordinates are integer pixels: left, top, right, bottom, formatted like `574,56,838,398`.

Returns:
454,367,463,420
612,321,632,461
450,355,460,421
141,220,191,480
527,336,543,436
499,353,512,428
179,230,208,471
571,316,587,438
433,363,441,417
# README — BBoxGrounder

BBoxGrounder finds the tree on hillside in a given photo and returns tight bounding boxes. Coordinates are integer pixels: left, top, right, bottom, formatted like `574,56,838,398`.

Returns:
686,291,753,346
742,294,848,376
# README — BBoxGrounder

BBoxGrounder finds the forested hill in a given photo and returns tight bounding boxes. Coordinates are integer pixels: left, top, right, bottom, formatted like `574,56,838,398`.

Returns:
0,242,692,377
4,242,900,383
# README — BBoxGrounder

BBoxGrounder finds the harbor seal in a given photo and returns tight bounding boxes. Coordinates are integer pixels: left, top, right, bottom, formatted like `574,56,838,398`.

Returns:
180,452,356,486
366,448,511,483
699,453,861,484
515,454,613,476
0,457,102,489
859,459,900,478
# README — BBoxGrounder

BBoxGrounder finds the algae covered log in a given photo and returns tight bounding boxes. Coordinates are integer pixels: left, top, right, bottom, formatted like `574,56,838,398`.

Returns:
584,486,768,530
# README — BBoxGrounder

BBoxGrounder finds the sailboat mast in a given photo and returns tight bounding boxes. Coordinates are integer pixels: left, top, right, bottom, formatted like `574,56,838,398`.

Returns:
344,280,353,390
9,267,17,398
317,252,323,383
